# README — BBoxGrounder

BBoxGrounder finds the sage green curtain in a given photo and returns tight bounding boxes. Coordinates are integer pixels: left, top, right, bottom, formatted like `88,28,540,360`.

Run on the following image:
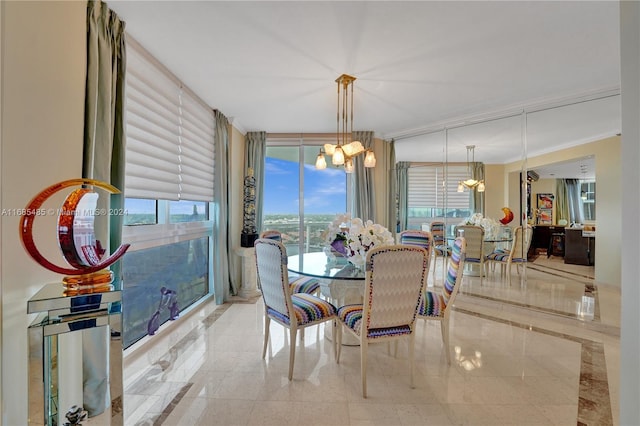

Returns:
352,130,375,221
245,132,266,234
83,0,126,270
384,140,397,234
565,178,585,224
471,161,485,214
556,179,570,224
81,1,125,417
396,161,410,232
213,110,234,299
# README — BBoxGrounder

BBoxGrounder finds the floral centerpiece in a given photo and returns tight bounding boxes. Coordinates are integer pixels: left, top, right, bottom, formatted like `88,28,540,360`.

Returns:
324,215,394,268
461,213,502,240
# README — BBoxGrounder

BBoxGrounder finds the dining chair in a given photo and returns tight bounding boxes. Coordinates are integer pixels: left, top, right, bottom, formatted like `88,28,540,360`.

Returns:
254,238,338,380
430,221,451,280
454,224,484,284
257,230,320,295
485,225,533,281
335,244,429,398
260,229,282,241
417,236,466,365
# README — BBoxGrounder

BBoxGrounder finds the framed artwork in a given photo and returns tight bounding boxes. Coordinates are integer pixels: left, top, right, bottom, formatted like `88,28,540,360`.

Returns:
538,208,552,224
537,193,554,209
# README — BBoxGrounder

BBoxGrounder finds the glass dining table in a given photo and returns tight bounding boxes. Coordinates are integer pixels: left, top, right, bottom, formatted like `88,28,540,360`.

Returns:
287,251,365,345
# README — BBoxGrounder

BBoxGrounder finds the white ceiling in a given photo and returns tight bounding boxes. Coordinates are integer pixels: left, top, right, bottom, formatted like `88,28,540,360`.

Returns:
109,1,621,176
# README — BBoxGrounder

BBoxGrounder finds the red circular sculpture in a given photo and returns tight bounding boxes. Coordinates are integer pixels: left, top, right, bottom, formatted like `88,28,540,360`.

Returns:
19,178,130,279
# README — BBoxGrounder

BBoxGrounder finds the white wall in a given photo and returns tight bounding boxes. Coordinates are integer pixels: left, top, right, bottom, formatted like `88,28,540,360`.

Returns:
619,2,640,424
1,2,86,423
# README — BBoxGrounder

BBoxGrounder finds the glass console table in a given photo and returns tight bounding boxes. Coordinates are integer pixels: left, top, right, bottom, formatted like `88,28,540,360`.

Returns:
28,282,123,425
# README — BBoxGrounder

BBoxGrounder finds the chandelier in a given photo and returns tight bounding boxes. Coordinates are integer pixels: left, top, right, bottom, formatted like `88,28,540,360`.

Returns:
457,145,485,192
315,74,376,173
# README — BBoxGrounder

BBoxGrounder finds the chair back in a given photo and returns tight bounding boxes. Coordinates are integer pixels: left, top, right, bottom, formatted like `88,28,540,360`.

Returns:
362,245,428,333
510,226,533,261
430,221,446,245
260,230,282,241
442,237,466,306
400,230,433,258
453,225,483,263
255,239,293,320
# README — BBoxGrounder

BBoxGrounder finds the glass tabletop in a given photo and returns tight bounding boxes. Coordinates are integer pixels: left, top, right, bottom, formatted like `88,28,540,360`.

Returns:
287,251,365,280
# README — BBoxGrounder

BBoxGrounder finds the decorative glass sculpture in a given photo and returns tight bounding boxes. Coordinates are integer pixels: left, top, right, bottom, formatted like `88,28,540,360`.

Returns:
19,178,130,293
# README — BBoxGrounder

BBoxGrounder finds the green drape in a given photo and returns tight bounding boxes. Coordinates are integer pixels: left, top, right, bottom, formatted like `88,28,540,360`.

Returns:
471,161,485,214
352,130,375,221
556,179,570,224
385,140,397,234
396,161,410,232
81,1,126,418
213,110,233,299
245,131,266,234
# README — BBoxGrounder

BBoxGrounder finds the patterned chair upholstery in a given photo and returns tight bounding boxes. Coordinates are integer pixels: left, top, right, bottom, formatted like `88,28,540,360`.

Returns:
254,238,337,380
400,229,433,283
430,221,451,279
417,236,466,364
256,230,320,295
336,244,429,398
260,230,282,241
485,225,533,281
454,225,484,284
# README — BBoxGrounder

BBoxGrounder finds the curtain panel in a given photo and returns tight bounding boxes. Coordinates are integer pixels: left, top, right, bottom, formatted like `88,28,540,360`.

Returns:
352,130,375,221
214,110,233,299
396,161,410,232
555,179,570,224
471,161,485,215
384,140,397,234
81,1,125,417
245,131,266,234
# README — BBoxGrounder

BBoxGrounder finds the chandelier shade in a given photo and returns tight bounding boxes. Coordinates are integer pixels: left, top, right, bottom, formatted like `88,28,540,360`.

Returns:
457,145,485,192
315,74,376,172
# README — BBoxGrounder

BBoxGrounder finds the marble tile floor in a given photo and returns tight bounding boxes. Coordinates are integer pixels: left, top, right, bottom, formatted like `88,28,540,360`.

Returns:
123,261,619,426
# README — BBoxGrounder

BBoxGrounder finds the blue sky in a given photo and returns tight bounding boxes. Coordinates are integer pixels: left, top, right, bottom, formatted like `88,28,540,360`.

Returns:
123,157,346,216
263,157,346,215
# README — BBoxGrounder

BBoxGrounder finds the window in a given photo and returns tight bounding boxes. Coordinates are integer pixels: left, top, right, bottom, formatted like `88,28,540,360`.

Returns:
263,138,348,255
581,180,596,221
407,164,472,231
121,38,214,349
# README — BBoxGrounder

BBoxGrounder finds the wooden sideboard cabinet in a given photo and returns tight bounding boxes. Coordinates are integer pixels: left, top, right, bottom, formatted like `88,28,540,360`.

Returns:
564,228,595,265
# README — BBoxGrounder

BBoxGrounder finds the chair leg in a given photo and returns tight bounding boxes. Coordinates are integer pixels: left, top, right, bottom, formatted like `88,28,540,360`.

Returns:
361,339,368,398
288,327,297,380
441,318,451,365
336,323,343,363
409,334,416,389
332,320,337,359
262,314,270,359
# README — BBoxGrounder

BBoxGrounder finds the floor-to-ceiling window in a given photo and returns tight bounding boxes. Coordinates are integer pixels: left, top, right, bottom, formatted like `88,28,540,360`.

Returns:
263,137,348,255
120,38,214,349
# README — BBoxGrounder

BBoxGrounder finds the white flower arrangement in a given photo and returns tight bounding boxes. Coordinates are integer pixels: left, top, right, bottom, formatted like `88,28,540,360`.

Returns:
323,213,351,245
462,213,501,240
344,218,395,266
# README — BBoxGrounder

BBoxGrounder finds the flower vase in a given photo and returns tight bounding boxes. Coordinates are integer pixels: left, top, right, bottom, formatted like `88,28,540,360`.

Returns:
348,256,366,270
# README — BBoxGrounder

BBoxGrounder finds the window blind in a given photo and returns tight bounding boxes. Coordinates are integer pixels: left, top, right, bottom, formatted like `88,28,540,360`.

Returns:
408,165,470,210
125,39,214,202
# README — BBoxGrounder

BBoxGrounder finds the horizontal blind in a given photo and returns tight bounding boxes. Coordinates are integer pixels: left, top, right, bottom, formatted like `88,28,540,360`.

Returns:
408,166,438,208
125,39,215,202
179,89,215,201
407,164,471,210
